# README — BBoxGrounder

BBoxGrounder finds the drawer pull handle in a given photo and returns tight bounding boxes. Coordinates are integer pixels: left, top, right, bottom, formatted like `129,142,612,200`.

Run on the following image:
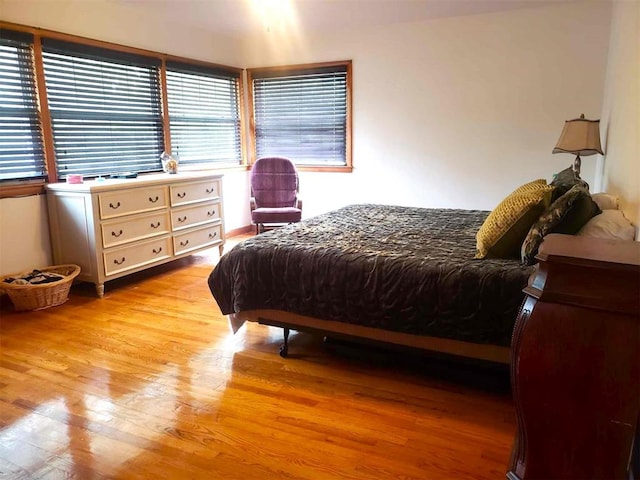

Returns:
148,196,159,203
177,192,186,199
109,201,121,209
207,210,215,217
206,188,215,194
114,257,126,265
178,216,187,223
180,240,189,247
150,222,161,229
209,232,217,239
112,229,123,238
152,247,163,254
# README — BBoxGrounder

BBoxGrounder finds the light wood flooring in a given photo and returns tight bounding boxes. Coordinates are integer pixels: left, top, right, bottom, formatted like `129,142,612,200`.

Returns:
0,237,516,479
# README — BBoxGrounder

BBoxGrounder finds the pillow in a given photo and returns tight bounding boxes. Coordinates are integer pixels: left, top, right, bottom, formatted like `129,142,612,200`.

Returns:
590,192,620,211
550,166,590,199
577,209,635,240
521,185,602,265
476,180,554,259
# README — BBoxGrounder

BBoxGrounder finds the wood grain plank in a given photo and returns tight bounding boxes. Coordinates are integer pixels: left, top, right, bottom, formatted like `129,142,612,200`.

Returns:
0,237,515,479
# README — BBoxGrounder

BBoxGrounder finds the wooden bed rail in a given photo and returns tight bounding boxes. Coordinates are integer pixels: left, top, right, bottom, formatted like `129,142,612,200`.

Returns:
231,309,511,364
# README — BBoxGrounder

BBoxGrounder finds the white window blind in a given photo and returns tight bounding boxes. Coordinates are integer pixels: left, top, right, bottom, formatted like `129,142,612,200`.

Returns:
252,65,347,166
166,62,241,166
0,29,46,181
42,39,163,178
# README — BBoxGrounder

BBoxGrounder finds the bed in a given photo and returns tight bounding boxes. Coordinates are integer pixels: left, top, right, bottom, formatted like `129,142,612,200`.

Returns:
208,204,535,364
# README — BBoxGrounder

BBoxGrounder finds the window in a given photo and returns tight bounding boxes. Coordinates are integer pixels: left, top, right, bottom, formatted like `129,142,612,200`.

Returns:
42,39,164,178
0,23,246,197
248,61,351,170
0,30,46,181
166,61,242,166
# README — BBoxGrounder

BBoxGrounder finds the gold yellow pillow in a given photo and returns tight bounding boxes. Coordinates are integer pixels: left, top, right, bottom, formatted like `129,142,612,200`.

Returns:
476,180,554,259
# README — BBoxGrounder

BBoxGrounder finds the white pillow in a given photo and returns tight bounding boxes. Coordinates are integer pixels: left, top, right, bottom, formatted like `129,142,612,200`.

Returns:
590,193,620,210
577,209,635,240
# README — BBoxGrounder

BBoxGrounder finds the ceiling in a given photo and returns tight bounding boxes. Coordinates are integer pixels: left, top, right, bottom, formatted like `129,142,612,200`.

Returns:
115,0,576,37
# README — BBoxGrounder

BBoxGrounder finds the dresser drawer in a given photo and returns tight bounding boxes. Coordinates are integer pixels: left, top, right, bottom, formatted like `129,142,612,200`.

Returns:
173,224,223,255
171,201,221,231
101,211,171,248
98,186,168,219
103,236,172,276
170,179,221,207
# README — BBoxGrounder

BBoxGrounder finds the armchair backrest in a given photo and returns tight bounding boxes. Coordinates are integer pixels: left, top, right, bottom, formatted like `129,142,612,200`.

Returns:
251,157,299,208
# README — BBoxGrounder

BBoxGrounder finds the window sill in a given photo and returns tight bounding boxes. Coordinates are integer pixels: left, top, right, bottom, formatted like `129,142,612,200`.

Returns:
178,164,250,173
296,165,353,173
0,164,251,199
0,181,46,199
246,164,352,173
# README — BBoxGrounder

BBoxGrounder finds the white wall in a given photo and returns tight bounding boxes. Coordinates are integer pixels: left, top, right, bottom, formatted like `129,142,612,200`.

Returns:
0,0,250,275
0,0,243,65
242,1,611,215
0,195,51,275
599,0,640,229
220,170,252,231
0,0,619,273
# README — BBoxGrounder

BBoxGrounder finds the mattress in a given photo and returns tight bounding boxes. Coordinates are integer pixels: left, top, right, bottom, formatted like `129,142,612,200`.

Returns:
209,204,534,347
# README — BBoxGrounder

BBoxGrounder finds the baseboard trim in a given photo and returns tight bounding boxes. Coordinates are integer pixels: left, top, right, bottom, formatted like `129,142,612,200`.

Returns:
226,225,253,237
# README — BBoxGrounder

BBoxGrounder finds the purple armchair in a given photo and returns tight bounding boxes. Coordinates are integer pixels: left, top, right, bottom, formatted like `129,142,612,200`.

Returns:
250,156,302,234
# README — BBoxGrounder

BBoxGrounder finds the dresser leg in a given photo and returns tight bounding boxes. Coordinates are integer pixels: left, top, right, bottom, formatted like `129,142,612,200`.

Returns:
218,244,224,256
95,284,104,298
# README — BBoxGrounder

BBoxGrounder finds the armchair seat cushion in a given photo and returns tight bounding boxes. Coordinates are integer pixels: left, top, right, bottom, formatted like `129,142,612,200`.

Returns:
252,207,302,224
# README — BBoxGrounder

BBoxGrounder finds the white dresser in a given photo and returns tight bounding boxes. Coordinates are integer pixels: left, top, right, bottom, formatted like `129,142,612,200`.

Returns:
46,172,224,297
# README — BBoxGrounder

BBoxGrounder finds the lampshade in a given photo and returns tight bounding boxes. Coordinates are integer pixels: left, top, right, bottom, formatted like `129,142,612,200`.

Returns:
552,114,603,156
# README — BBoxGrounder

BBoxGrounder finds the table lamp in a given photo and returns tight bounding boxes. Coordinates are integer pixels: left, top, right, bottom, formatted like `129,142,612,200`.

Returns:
552,113,603,176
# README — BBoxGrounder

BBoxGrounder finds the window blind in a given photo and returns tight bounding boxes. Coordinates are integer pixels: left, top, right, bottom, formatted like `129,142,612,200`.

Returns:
252,66,347,166
166,61,241,166
42,39,163,178
0,30,46,181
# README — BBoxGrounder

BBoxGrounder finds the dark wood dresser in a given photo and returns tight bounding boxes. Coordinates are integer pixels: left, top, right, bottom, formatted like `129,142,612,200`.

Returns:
507,233,640,480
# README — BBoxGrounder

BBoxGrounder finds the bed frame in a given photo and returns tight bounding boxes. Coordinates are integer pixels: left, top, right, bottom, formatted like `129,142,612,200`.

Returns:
230,309,511,364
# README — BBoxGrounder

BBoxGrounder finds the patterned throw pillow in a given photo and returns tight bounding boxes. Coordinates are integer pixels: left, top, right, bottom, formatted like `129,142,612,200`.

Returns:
521,185,602,265
476,180,555,259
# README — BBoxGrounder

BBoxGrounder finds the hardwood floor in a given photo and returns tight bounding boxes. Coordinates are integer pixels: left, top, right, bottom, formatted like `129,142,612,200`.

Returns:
0,237,516,479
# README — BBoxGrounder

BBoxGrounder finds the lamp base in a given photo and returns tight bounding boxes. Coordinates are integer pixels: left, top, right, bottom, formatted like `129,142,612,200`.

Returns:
573,154,582,177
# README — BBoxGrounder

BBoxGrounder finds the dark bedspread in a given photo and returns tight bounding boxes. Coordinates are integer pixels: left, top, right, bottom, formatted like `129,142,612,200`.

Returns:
209,204,534,347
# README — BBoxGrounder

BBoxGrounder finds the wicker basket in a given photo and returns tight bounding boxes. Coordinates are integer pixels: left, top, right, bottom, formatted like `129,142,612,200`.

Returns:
1,264,80,312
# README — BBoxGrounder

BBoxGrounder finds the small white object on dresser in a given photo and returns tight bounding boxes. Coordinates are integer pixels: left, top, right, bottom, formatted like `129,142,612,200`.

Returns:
46,172,225,297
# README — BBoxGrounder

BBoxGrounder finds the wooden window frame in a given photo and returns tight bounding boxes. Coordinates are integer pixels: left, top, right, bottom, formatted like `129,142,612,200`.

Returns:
247,60,353,173
0,21,246,199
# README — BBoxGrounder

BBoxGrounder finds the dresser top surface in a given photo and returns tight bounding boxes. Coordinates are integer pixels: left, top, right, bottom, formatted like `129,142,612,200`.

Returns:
46,171,223,193
538,233,640,268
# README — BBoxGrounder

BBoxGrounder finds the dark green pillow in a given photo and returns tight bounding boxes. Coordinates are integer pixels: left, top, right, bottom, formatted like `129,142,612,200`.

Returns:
521,185,601,265
550,166,590,200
